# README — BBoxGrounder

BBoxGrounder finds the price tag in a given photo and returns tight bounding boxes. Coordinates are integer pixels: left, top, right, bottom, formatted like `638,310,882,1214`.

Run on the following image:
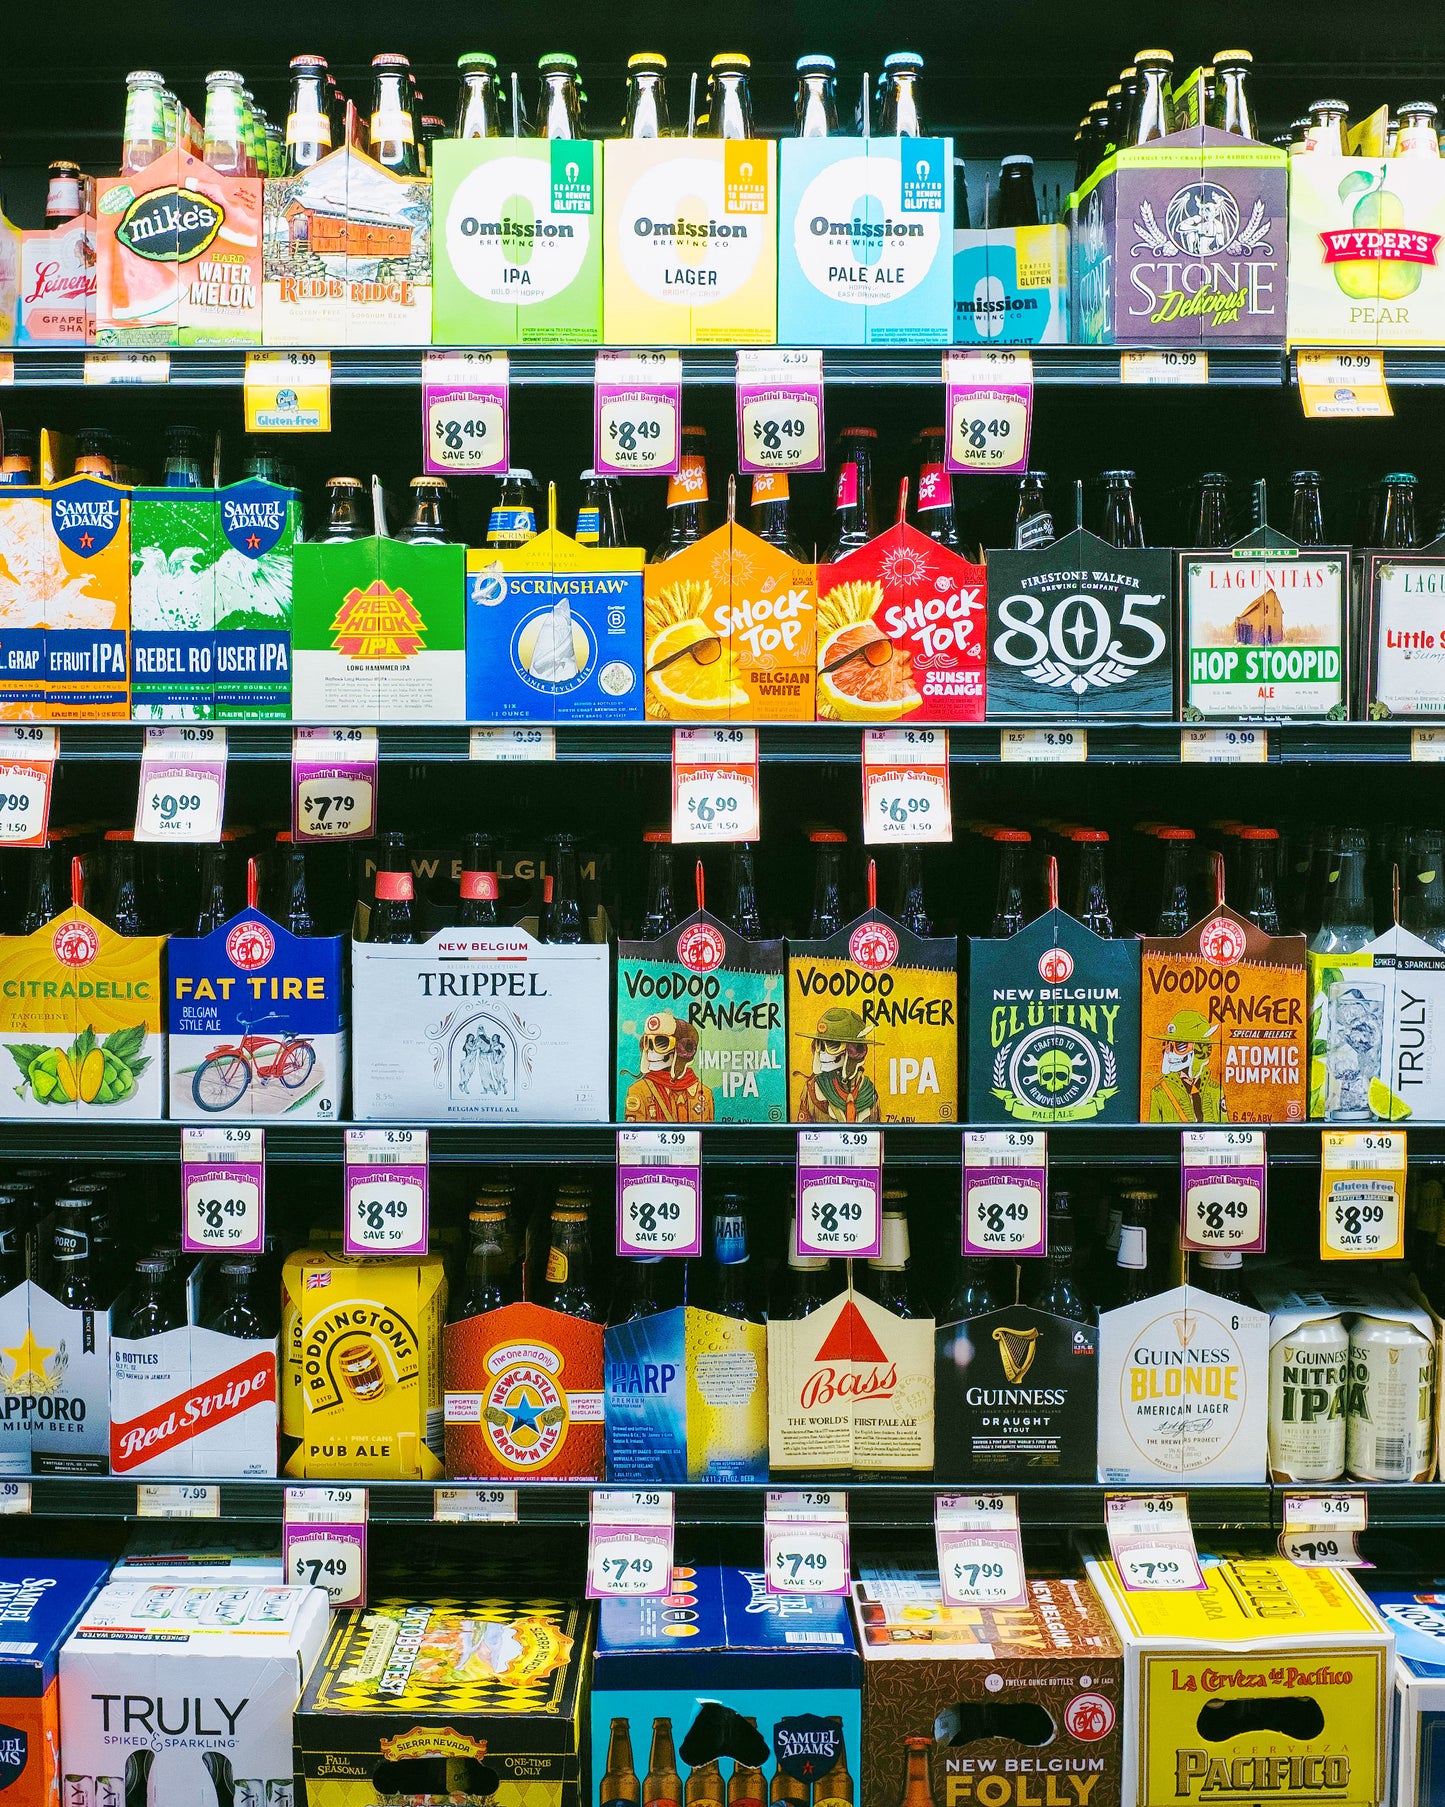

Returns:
0,724,58,846
943,349,1032,475
433,1487,518,1524
1298,350,1392,420
292,725,378,842
935,1494,1028,1607
284,1486,366,1608
587,1490,674,1598
671,727,760,844
617,1129,702,1257
244,350,332,432
1280,1492,1369,1568
422,350,509,475
83,351,170,385
795,1129,883,1258
736,348,825,473
0,1481,31,1515
1181,727,1267,765
963,1131,1047,1258
1179,1129,1265,1253
1106,1492,1206,1592
182,1125,265,1255
0,355,14,387
594,351,682,476
1120,350,1209,385
134,725,227,842
137,1483,220,1519
1411,728,1445,762
344,1128,429,1257
1000,727,1086,763
1320,1130,1406,1259
862,728,951,845
765,1490,851,1596
469,725,556,762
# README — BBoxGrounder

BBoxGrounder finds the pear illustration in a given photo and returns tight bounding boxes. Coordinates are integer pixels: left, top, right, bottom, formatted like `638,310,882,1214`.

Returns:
1331,168,1421,301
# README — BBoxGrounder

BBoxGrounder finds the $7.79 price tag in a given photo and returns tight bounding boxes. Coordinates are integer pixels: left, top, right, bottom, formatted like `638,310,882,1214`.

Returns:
935,1494,1027,1607
587,1490,674,1598
862,728,951,845
943,349,1032,475
1180,1128,1265,1253
671,727,760,845
423,350,509,475
292,726,378,842
796,1130,882,1258
344,1128,429,1256
181,1125,265,1255
1106,1493,1206,1593
134,726,227,842
0,725,57,847
284,1486,366,1607
766,1491,850,1596
736,348,825,474
594,351,682,476
1280,1492,1369,1569
616,1129,702,1257
1319,1130,1406,1261
963,1131,1046,1258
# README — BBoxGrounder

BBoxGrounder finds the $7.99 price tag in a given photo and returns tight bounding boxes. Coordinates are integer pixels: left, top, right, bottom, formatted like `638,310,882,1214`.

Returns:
616,1129,701,1257
1319,1130,1406,1260
862,728,951,845
284,1486,366,1607
1180,1128,1265,1253
0,725,57,846
935,1494,1028,1607
1106,1493,1206,1593
766,1491,851,1595
1280,1492,1368,1569
588,1490,674,1598
796,1129,882,1258
292,726,378,842
943,349,1032,475
134,726,227,842
962,1131,1046,1258
736,348,825,474
181,1125,265,1255
344,1128,429,1256
423,350,509,475
671,727,760,844
594,351,682,476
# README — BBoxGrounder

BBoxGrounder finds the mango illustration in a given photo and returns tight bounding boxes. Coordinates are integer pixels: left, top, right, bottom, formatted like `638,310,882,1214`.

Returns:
78,1048,105,1103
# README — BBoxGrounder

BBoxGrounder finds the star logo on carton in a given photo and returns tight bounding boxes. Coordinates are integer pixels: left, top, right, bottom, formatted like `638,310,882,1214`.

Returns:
78,532,94,550
2,1326,55,1390
329,582,427,661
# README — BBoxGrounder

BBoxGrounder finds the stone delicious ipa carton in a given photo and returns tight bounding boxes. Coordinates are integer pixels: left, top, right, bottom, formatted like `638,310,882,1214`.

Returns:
432,137,602,344
18,210,97,345
1365,540,1445,716
0,1559,109,1807
777,136,954,345
953,220,1070,345
1309,923,1445,1122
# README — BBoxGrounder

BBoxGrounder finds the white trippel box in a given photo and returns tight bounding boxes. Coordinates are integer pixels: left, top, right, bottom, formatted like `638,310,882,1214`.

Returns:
60,1578,328,1805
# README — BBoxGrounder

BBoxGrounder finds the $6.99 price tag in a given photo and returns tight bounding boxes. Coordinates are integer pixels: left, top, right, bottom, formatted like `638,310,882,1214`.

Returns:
766,1491,850,1595
862,728,951,845
344,1129,429,1256
588,1491,674,1598
1106,1493,1206,1592
671,727,760,844
0,725,57,846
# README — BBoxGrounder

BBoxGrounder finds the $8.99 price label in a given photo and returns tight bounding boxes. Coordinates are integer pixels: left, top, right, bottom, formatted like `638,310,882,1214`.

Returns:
671,727,760,845
423,351,510,476
1106,1493,1205,1592
344,1129,429,1257
181,1127,265,1256
943,350,1032,475
795,1130,882,1258
1320,1130,1406,1260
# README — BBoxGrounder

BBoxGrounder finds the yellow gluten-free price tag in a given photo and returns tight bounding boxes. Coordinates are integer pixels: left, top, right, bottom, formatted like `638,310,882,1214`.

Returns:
1319,1129,1406,1259
1298,350,1392,419
245,350,332,432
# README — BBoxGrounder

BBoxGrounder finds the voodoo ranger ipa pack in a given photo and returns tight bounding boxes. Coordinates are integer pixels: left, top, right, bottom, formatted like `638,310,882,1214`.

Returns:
1085,1552,1393,1807
296,1595,592,1807
1309,924,1445,1122
851,1567,1123,1807
1363,541,1445,717
0,1559,109,1807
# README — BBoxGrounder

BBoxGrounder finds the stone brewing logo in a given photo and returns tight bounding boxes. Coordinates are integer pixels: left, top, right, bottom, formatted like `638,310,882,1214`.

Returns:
116,186,225,263
1134,182,1274,260
849,920,899,972
676,922,727,973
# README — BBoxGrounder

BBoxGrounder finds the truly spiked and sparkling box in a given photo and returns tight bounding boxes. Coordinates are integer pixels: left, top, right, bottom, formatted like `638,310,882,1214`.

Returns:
432,138,602,344
953,223,1070,345
0,1559,109,1807
777,138,954,346
444,1298,605,1483
18,211,97,344
1309,923,1445,1121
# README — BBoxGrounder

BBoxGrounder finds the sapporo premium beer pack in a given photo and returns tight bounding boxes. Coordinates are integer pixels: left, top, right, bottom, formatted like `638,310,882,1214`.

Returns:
0,1559,108,1807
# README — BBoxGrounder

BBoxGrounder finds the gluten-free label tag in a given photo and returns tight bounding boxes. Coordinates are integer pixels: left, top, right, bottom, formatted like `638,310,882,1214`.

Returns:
245,350,332,432
1319,1130,1406,1259
1298,350,1392,420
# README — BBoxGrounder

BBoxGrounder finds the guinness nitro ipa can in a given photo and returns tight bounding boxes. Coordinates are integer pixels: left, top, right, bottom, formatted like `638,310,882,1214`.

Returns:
1269,1314,1348,1481
1346,1314,1436,1482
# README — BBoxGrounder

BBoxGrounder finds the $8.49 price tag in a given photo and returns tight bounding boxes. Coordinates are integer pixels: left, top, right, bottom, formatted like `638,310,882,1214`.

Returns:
181,1125,265,1255
422,350,509,475
588,1490,674,1598
1106,1493,1206,1593
943,349,1032,475
292,726,378,842
1280,1492,1369,1569
796,1129,882,1258
671,727,760,844
963,1131,1046,1258
344,1128,429,1256
134,726,227,842
1319,1130,1406,1260
935,1494,1028,1607
736,348,826,474
0,725,57,847
1180,1128,1266,1253
284,1486,366,1607
616,1129,702,1257
594,351,682,476
862,728,951,845
766,1491,851,1596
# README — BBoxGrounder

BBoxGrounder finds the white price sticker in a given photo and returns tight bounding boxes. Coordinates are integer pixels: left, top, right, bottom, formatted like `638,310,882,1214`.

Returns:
935,1494,1028,1607
0,1481,31,1515
1320,1130,1406,1260
1120,350,1209,385
672,727,760,844
470,725,557,762
137,1483,219,1519
1280,1492,1368,1567
134,726,227,842
1106,1492,1206,1592
1412,729,1445,763
284,1486,367,1524
433,1488,518,1524
84,351,170,385
765,1491,850,1596
0,725,57,847
795,1129,882,1258
862,728,951,845
1000,727,1086,763
1181,728,1267,764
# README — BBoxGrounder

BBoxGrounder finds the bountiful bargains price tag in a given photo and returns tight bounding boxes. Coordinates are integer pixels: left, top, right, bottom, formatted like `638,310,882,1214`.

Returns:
134,725,226,842
766,1491,851,1596
423,350,509,476
1180,1128,1266,1254
344,1128,429,1257
963,1131,1047,1258
433,1487,518,1524
1120,350,1209,385
0,1481,31,1515
1280,1492,1369,1568
1181,727,1267,765
182,1125,265,1255
1000,727,1086,763
83,351,169,385
292,725,378,842
594,351,682,476
862,728,951,845
736,348,825,474
137,1483,219,1519
1320,1130,1406,1259
0,725,57,846
470,725,557,762
935,1494,1028,1608
244,350,331,432
672,727,760,844
1106,1493,1206,1592
587,1490,674,1598
1298,350,1392,420
616,1129,702,1257
795,1129,882,1258
284,1486,366,1608
943,349,1032,475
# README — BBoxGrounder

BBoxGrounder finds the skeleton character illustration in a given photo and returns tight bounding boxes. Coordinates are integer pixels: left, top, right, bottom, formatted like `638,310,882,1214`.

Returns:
794,1006,882,1124
623,1010,716,1122
1148,1009,1225,1123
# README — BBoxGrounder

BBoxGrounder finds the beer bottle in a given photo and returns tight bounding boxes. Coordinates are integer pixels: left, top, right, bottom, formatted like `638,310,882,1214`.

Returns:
1287,470,1326,545
1379,473,1420,548
652,426,711,561
454,52,503,139
194,838,237,937
642,1721,683,1806
74,428,117,479
122,70,169,174
576,470,629,547
611,1256,682,1326
370,54,421,174
1309,828,1374,955
120,1256,186,1340
771,1771,807,1805
1238,826,1281,935
945,1254,1003,1320
892,847,932,935
814,1724,854,1807
601,1719,642,1805
639,830,679,938
687,1759,725,1807
19,843,62,935
750,475,807,559
1070,830,1114,937
0,1192,27,1295
537,54,584,139
539,1204,602,1320
728,1724,765,1807
897,1736,936,1807
371,831,418,945
1193,1248,1247,1303
162,426,204,489
45,161,83,227
1114,1191,1154,1305
1,427,36,485
1077,100,1110,181
1207,50,1255,138
266,833,316,937
487,470,539,546
199,1259,271,1337
1397,101,1441,156
1104,74,1131,154
700,1194,762,1321
544,832,585,944
456,1207,521,1319
826,427,878,559
795,54,839,137
1024,1193,1092,1321
202,70,251,176
1124,49,1176,144
913,429,965,551
996,155,1039,227
401,477,453,544
458,831,501,929
1099,471,1144,548
624,53,670,138
1153,826,1196,935
878,52,925,136
858,1197,928,1317
284,55,332,171
1402,828,1445,951
1190,473,1231,548
706,54,754,139
724,842,763,940
808,828,848,936
1303,99,1350,154
775,1222,840,1318
317,477,369,542
49,1197,100,1311
98,831,146,936
990,829,1032,936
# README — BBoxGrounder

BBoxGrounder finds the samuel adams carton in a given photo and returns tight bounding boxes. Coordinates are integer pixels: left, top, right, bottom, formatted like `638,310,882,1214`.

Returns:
0,1559,109,1807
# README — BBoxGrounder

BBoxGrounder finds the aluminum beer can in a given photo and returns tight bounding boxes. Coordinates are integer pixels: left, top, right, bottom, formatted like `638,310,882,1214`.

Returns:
1269,1313,1349,1481
64,1782,93,1807
1346,1313,1436,1482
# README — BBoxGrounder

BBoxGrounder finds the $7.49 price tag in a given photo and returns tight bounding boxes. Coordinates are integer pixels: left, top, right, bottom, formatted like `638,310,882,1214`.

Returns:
1319,1130,1406,1261
862,728,951,845
943,349,1032,475
963,1131,1046,1258
594,351,682,476
935,1494,1028,1607
588,1490,674,1598
0,725,57,846
1106,1493,1206,1593
134,726,227,843
616,1129,702,1257
766,1491,851,1596
736,348,825,474
1280,1492,1369,1569
344,1128,429,1257
423,350,509,475
292,725,379,842
1180,1129,1265,1254
796,1129,882,1258
284,1486,366,1608
671,727,760,845
181,1125,265,1255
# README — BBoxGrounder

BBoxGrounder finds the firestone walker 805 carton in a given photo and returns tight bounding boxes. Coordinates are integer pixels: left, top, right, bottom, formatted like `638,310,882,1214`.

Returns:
0,1559,109,1807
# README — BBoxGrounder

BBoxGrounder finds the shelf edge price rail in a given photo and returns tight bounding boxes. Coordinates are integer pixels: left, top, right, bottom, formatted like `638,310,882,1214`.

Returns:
1180,726,1267,765
1179,1128,1266,1254
943,349,1032,476
1319,1129,1406,1260
292,725,379,842
962,1130,1046,1259
137,1482,219,1520
423,350,510,476
284,1485,367,1608
0,725,57,847
736,348,826,474
594,350,682,477
1279,1491,1368,1569
616,1128,702,1257
671,726,760,844
134,725,227,843
587,1489,675,1598
1105,1492,1206,1593
182,1124,265,1256
433,1487,518,1524
935,1493,1028,1608
862,727,951,846
765,1489,851,1596
795,1129,882,1258
1000,726,1086,764
344,1128,429,1257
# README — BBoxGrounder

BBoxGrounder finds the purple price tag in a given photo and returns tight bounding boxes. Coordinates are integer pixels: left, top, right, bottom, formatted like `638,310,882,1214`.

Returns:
616,1165,702,1257
344,1161,429,1257
284,1518,366,1607
182,1161,265,1254
594,351,682,477
736,349,825,474
1180,1129,1267,1254
795,1164,882,1259
943,351,1033,477
962,1170,1047,1259
292,726,378,843
423,352,509,477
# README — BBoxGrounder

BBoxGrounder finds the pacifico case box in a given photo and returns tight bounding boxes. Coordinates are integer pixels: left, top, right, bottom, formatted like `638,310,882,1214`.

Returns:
777,137,954,346
18,211,97,345
60,1578,329,1807
1363,1589,1445,1807
432,138,602,344
292,535,466,723
296,1595,592,1807
280,1248,447,1479
602,139,779,345
0,1559,109,1807
593,1567,861,1807
953,222,1070,345
1309,924,1445,1122
1086,1552,1392,1807
851,1567,1123,1807
444,1297,605,1483
1365,541,1445,717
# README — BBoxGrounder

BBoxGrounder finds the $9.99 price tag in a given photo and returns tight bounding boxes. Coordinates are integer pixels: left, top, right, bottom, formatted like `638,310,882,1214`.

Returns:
1319,1130,1406,1260
344,1128,429,1256
943,349,1033,475
284,1486,366,1608
594,351,682,476
588,1490,674,1598
1179,1128,1265,1253
0,725,57,847
672,727,760,844
935,1494,1028,1607
736,348,825,473
616,1129,702,1257
766,1491,850,1596
862,728,951,845
1279,1492,1368,1568
181,1125,265,1255
422,350,509,475
292,726,378,842
1106,1493,1206,1593
134,726,227,842
963,1131,1046,1258
796,1129,882,1258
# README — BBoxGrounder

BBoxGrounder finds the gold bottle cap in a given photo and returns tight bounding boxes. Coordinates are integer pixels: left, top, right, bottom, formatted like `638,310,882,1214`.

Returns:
1213,48,1253,63
628,51,668,69
711,52,751,68
1133,48,1175,63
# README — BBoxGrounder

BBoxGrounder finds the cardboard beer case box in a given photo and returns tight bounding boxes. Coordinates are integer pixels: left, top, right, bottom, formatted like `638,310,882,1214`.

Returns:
0,207,20,344
0,1559,110,1807
168,903,345,1121
1363,1588,1445,1807
1365,537,1445,717
60,1578,329,1805
1309,922,1445,1121
444,1295,604,1483
602,138,778,344
466,485,644,722
296,1594,592,1807
986,527,1175,719
292,534,466,723
777,136,954,345
18,210,97,344
851,1566,1124,1807
1086,1551,1393,1807
593,1567,861,1807
432,137,603,344
953,221,1070,345
281,1248,446,1479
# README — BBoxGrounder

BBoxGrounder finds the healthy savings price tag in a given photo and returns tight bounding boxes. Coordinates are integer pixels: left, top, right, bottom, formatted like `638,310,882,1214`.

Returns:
594,351,682,477
943,349,1033,475
344,1128,429,1257
0,725,57,847
181,1125,265,1255
423,350,510,476
736,348,826,473
671,727,760,845
862,728,951,845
